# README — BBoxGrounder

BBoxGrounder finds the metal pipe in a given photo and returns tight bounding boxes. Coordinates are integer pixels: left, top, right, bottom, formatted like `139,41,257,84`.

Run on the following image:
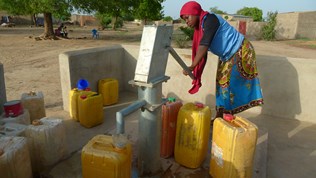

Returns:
168,46,195,80
138,84,163,176
116,99,147,134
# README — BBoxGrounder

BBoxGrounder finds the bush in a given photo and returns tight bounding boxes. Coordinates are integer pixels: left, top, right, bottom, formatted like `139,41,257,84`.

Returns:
95,13,112,29
179,26,194,40
261,11,278,41
163,16,173,22
174,34,189,48
114,18,124,29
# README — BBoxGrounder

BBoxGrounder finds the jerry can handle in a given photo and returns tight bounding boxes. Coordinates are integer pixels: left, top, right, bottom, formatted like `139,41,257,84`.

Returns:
28,91,36,96
93,140,113,149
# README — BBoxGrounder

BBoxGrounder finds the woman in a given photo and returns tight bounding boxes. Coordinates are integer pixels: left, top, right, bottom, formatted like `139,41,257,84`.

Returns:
180,1,263,118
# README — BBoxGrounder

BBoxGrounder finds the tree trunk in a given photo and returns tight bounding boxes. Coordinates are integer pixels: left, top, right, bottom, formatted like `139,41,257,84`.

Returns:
43,13,55,39
31,14,36,26
112,16,118,30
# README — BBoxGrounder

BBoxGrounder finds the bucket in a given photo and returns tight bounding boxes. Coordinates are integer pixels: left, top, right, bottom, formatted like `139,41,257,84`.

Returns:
3,100,23,117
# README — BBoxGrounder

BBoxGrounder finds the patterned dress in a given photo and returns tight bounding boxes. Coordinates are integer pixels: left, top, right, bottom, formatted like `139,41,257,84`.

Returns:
215,39,264,114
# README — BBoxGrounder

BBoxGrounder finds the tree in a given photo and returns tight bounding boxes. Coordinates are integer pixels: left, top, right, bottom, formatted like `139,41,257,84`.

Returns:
72,0,136,30
0,0,71,38
261,11,278,41
95,12,112,29
236,7,263,22
134,0,165,25
209,7,227,14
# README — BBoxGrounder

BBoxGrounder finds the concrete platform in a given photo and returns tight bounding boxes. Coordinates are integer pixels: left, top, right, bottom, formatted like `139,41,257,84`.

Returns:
45,91,316,178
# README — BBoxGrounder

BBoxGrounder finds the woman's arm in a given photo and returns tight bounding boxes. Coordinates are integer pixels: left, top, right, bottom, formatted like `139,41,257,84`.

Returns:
187,14,219,71
183,45,208,75
190,45,208,68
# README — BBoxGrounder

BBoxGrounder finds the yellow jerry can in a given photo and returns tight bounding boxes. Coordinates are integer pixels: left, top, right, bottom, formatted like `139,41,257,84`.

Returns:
69,89,96,121
98,78,119,106
81,134,132,178
78,93,103,128
174,102,211,168
210,115,258,178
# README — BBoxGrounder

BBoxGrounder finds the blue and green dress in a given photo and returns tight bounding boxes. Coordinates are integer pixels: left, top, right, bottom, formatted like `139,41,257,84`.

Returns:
203,13,264,114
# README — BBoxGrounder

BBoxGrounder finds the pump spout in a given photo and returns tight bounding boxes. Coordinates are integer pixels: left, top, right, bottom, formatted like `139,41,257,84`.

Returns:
116,99,147,134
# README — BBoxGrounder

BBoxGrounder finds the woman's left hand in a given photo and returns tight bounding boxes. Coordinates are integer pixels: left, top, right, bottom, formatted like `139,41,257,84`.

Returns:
182,66,194,76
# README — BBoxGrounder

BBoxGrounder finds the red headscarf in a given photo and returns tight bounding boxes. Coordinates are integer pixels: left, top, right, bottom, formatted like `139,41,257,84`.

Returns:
180,1,209,94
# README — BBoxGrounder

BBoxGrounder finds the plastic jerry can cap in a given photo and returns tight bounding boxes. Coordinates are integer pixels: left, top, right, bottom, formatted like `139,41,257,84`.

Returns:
77,79,89,90
195,102,204,108
28,91,36,96
112,134,128,149
80,95,87,99
32,119,43,126
223,114,234,121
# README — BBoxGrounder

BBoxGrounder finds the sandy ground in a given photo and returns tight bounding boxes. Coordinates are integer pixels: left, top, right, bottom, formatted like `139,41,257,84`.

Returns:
1,24,316,177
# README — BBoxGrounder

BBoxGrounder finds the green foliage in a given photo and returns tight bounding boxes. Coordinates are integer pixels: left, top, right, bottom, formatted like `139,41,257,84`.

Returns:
114,17,123,28
122,11,135,21
209,7,227,14
179,26,194,40
174,35,188,48
134,0,165,24
237,7,263,21
0,0,71,36
261,11,278,41
95,13,112,29
0,0,70,17
72,0,136,29
163,16,173,22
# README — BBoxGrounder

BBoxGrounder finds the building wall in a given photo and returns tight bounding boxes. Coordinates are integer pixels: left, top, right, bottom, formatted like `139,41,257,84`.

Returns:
275,12,299,40
246,22,266,40
275,11,316,40
296,11,316,39
227,21,267,40
71,14,99,27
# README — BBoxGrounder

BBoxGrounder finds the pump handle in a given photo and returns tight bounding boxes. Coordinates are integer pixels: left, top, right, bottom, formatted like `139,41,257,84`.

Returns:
168,47,195,80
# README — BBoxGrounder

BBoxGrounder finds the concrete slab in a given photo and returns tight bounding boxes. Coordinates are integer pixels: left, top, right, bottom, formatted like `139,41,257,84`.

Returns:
47,91,272,178
49,108,316,178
